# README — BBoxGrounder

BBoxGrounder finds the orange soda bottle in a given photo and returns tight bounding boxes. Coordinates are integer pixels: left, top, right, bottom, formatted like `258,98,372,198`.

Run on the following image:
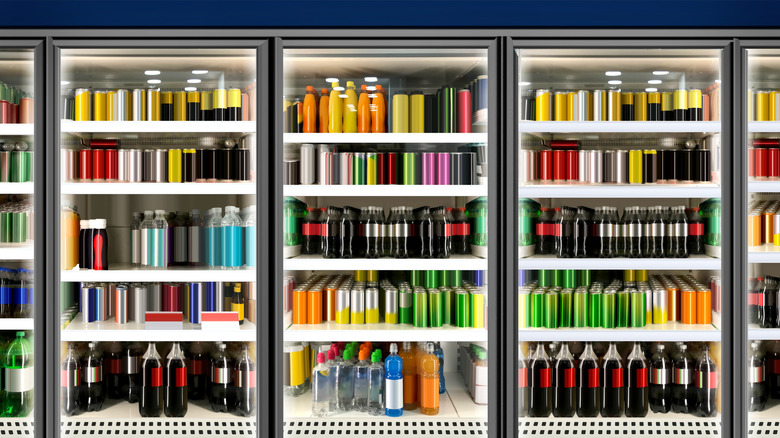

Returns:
303,86,317,133
319,88,330,133
358,84,371,133
399,342,417,410
420,342,440,415
371,85,386,133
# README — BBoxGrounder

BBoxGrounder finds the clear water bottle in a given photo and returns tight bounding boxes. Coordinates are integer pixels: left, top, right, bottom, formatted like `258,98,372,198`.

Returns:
367,349,384,416
151,210,168,269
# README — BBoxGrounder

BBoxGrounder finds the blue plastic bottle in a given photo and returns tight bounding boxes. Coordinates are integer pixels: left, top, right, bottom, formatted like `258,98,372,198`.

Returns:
244,205,256,268
434,342,446,394
206,207,223,268
384,343,403,417
221,206,243,269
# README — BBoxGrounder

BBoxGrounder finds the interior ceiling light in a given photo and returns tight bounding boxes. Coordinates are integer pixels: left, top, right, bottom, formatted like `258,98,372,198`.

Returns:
325,78,339,83
364,77,378,82
147,79,161,84
653,70,669,75
646,87,658,92
648,79,663,84
192,70,208,74
144,70,160,76
605,71,621,76
608,80,622,85
184,86,197,91
187,79,201,84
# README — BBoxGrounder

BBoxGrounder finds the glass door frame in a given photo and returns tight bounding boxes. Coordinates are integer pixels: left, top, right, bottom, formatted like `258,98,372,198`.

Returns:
507,36,740,438
45,37,269,438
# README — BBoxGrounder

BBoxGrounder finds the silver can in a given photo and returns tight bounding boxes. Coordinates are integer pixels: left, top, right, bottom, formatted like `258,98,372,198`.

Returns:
603,150,616,183
616,149,629,184
147,282,161,312
593,90,606,121
116,89,130,121
590,150,603,183
341,152,354,185
579,149,588,183
131,283,147,323
576,90,589,121
153,149,167,182
142,149,155,182
115,284,128,324
132,89,145,121
385,287,398,324
300,143,316,185
365,287,379,322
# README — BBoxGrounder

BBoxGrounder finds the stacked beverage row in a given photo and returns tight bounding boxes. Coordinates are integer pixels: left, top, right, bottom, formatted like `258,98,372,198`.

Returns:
0,81,32,124
518,341,718,418
0,141,33,183
748,200,780,247
518,271,717,329
0,267,33,319
748,275,780,329
284,145,481,186
519,199,721,258
287,270,485,328
748,138,780,180
61,341,255,417
0,199,33,244
0,331,33,418
748,340,780,412
285,198,487,259
748,89,780,121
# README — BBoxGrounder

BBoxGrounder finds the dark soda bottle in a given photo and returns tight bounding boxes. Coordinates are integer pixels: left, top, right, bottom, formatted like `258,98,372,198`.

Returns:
649,343,672,414
769,341,780,399
626,207,643,258
749,341,768,412
586,207,601,257
356,207,369,257
0,268,11,318
139,342,163,417
322,207,342,259
124,342,143,403
601,342,624,417
104,342,123,399
235,344,256,416
301,207,321,255
577,342,600,417
79,342,105,412
597,207,615,259
550,208,562,254
686,207,705,255
340,206,359,259
518,347,529,417
749,277,761,325
394,207,413,259
671,343,696,414
647,206,665,258
451,207,471,255
552,342,575,417
432,206,451,259
695,344,717,417
187,341,209,401
625,342,648,417
760,276,779,328
414,206,434,259
12,269,33,318
79,219,93,269
573,207,592,258
555,207,574,259
673,206,689,258
164,342,188,417
61,344,80,416
365,207,382,259
209,342,236,412
528,343,552,417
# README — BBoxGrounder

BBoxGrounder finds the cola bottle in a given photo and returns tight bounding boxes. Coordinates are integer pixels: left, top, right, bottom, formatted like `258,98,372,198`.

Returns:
649,343,672,414
340,207,359,258
187,341,209,401
394,207,413,259
749,341,768,412
674,206,689,258
105,342,123,399
597,207,614,258
518,347,529,418
616,207,627,257
451,207,471,255
586,207,601,257
61,344,80,416
356,207,369,257
648,206,666,258
536,207,553,255
164,342,188,417
322,207,342,259
363,207,381,258
414,206,433,258
626,207,643,258
695,344,717,417
686,207,705,255
528,343,552,417
124,342,143,403
209,342,236,413
384,207,396,257
625,342,648,417
235,344,256,416
601,342,624,417
749,277,762,325
555,207,574,259
769,341,780,399
760,276,779,329
139,342,163,417
79,342,105,412
573,207,591,258
577,342,600,417
552,342,575,417
432,206,452,259
550,208,562,254
671,343,696,414
301,207,321,255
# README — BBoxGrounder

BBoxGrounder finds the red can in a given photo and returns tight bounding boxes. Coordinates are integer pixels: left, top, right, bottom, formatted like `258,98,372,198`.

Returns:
90,139,119,149
553,149,566,181
770,148,780,179
105,149,119,180
92,149,106,180
19,98,32,124
753,139,780,147
0,100,9,124
79,148,92,180
457,89,472,133
540,149,553,181
749,147,756,178
377,152,386,184
162,283,182,312
387,152,398,184
10,104,17,124
565,149,578,181
756,147,768,179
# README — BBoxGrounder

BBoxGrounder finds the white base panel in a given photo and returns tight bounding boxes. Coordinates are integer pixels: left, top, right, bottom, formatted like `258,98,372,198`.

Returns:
519,418,720,436
284,245,301,259
284,419,487,436
0,417,33,435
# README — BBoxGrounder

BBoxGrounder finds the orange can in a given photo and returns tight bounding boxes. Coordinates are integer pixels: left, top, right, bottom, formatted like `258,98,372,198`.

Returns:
325,287,337,321
666,286,680,322
680,289,697,324
308,289,323,325
764,211,775,244
292,288,308,325
696,289,712,324
749,211,762,246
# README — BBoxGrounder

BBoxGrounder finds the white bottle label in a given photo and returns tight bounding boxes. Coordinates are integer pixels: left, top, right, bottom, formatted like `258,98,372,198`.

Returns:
385,377,403,410
5,367,33,393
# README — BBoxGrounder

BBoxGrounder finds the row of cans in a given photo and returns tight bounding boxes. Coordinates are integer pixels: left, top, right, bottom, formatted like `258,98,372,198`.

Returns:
748,200,780,247
64,88,249,122
748,89,780,121
63,147,252,183
520,147,711,184
457,344,488,405
0,81,33,124
523,87,719,122
78,281,254,325
285,144,480,186
0,200,33,243
0,267,33,319
0,141,33,182
749,139,780,179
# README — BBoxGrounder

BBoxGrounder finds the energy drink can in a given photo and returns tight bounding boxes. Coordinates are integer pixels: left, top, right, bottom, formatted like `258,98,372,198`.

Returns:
578,149,588,183
182,149,197,182
162,283,182,312
94,91,107,121
147,88,160,121
385,287,398,324
350,287,365,324
593,90,607,121
154,149,167,182
116,89,130,121
614,149,628,184
576,90,590,121
573,289,588,327
518,288,530,329
201,91,213,121
756,90,769,121
608,90,621,121
629,150,643,184
643,150,658,183
661,92,674,121
74,88,90,121
590,150,603,183
667,286,679,322
335,287,350,324
131,283,147,323
457,89,472,133
697,288,712,324
688,89,703,121
543,291,558,329
353,152,366,185
399,287,412,325
437,153,451,185
554,91,568,121
559,288,573,328
678,149,693,182
601,290,615,329
410,92,425,133
634,92,647,121
470,290,485,328
392,93,409,133
187,91,201,121
456,288,470,328
188,282,202,324
428,289,443,327
653,288,667,324
413,289,428,327
132,89,146,121
422,152,436,185
648,92,661,121
92,149,105,180
673,90,688,121
105,149,118,181
160,91,173,121
115,284,128,324
621,92,634,121
439,86,456,133
535,89,551,121
602,150,616,183
168,149,182,183
173,91,186,121
540,150,553,182
403,153,416,185
365,287,379,324
681,289,696,324
213,89,228,121
228,88,242,121
630,290,646,327
565,149,578,181
567,91,578,121
616,290,630,328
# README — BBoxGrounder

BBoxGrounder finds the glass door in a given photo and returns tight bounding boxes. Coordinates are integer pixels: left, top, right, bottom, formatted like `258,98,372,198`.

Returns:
516,45,725,435
280,42,493,436
56,43,260,436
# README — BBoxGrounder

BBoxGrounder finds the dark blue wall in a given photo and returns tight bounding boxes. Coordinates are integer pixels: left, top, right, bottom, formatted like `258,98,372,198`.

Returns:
0,0,776,28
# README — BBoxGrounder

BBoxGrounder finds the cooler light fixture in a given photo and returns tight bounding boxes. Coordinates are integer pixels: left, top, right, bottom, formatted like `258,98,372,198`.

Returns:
608,80,622,85
325,78,339,83
605,71,622,76
520,81,531,86
653,70,670,75
648,79,663,85
61,81,70,85
147,79,161,84
364,77,378,82
646,87,658,92
187,79,201,84
192,70,208,75
184,87,197,92
144,70,160,76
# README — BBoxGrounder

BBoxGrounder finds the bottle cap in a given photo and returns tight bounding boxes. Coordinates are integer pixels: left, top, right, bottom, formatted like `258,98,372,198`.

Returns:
316,352,325,364
359,349,369,361
306,86,315,92
343,348,353,361
389,343,398,354
155,209,165,215
371,349,382,363
332,82,339,88
327,350,335,361
93,219,107,229
80,220,90,228
16,331,24,337
346,81,355,88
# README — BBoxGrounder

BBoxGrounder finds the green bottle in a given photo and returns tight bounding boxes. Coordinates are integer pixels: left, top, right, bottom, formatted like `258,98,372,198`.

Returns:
2,332,33,417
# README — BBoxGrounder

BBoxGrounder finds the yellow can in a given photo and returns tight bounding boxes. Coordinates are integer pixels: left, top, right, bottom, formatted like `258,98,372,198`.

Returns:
471,291,485,329
105,91,116,121
168,149,182,183
636,269,648,282
173,91,186,121
535,89,551,121
74,88,91,121
756,90,770,122
365,307,379,324
608,90,621,121
554,91,568,121
147,88,160,121
661,92,674,120
629,150,643,184
284,343,305,387
748,210,762,246
410,93,425,133
367,270,379,282
93,91,106,121
673,90,688,121
634,92,648,121
567,91,577,121
392,93,409,133
354,270,367,282
688,89,702,121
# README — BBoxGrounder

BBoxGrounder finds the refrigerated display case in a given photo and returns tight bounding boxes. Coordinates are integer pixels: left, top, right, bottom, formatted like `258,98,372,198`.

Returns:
514,45,727,435
54,43,262,436
278,42,495,436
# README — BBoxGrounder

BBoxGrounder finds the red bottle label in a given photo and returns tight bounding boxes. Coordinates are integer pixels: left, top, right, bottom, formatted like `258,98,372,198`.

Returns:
587,368,600,388
518,368,528,388
563,368,575,388
301,223,320,236
190,359,206,375
611,369,623,388
688,223,704,236
235,369,256,388
452,223,470,236
772,359,780,374
175,367,187,387
150,367,163,387
538,368,551,388
696,370,718,389
61,369,79,387
108,358,122,374
634,368,648,388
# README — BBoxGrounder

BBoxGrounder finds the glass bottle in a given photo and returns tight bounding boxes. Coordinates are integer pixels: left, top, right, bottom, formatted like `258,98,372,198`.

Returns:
649,343,672,414
577,342,600,417
601,342,624,417
139,342,163,417
625,342,649,417
528,342,552,417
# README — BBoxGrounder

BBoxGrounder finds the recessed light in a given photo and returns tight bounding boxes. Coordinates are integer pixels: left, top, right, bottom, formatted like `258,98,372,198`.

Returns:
605,71,622,76
648,79,663,85
368,94,378,98
184,87,197,92
364,77,378,82
333,86,345,91
608,80,622,85
192,70,208,75
61,80,70,85
646,88,658,92
147,79,161,84
338,94,349,98
715,79,721,83
366,86,377,91
187,79,201,84
325,78,339,83
520,81,531,86
144,70,160,76
653,70,669,75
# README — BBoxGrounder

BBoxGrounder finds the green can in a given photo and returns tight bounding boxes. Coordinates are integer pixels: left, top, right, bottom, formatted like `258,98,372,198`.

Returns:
0,212,11,243
553,270,564,287
425,270,438,289
573,289,588,327
449,270,463,287
439,86,456,133
412,289,428,327
559,288,573,328
25,151,32,182
10,151,23,183
441,287,453,325
403,152,416,185
578,270,591,287
630,290,646,328
562,270,577,289
601,290,615,329
399,288,413,324
455,289,470,327
12,212,26,243
543,291,559,329
518,288,531,329
428,289,443,327
531,289,545,328
438,270,449,287
410,271,422,287
353,152,366,185
616,290,630,328
539,270,553,288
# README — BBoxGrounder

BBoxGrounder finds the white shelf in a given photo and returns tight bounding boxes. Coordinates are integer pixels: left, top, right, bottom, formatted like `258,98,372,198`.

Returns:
284,372,485,420
749,180,780,193
284,321,487,342
749,121,780,133
61,313,255,342
748,325,780,340
518,120,720,133
284,184,487,198
748,246,780,263
519,183,720,198
61,120,255,135
519,254,719,270
0,245,34,260
64,398,255,421
284,254,487,271
284,133,487,144
62,182,256,195
0,318,34,331
60,265,256,283
0,182,34,194
519,321,719,342
0,124,33,136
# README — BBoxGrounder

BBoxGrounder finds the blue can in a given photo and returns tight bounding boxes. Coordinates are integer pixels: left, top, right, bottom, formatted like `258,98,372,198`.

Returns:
189,282,202,324
204,281,217,312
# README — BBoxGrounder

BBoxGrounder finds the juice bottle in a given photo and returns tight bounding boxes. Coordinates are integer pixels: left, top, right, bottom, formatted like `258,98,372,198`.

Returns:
357,84,371,133
61,201,80,270
371,85,386,133
303,86,317,133
342,81,358,133
328,82,343,133
419,343,440,415
319,88,329,133
399,342,417,410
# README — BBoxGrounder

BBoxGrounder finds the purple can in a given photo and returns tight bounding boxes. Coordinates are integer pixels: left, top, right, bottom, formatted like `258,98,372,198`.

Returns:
422,152,437,185
437,153,451,185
